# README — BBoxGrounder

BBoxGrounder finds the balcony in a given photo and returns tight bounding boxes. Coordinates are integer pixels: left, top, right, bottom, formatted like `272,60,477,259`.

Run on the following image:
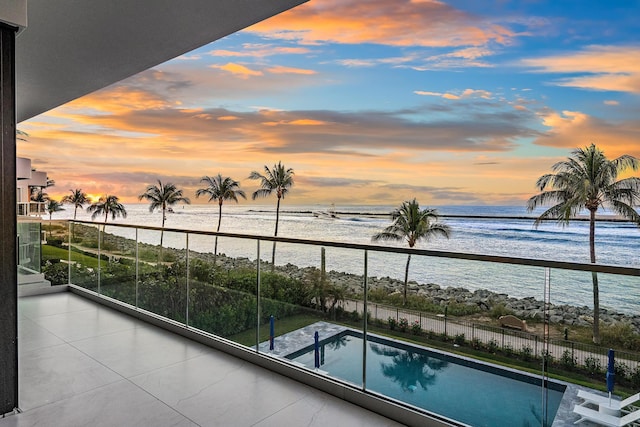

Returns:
16,202,46,217
7,220,640,426
5,291,401,427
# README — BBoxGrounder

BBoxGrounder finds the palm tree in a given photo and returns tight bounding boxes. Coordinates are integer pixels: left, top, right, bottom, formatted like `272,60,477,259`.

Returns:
249,161,294,268
87,195,128,246
195,174,246,255
138,180,191,251
62,189,89,220
45,199,65,237
527,143,640,344
373,199,450,306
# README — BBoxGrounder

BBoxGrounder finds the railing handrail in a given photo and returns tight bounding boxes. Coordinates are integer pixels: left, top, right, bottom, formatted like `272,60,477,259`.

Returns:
69,219,640,277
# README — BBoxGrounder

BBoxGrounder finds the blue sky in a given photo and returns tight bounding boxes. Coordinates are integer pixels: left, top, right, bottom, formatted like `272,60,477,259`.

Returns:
19,0,640,206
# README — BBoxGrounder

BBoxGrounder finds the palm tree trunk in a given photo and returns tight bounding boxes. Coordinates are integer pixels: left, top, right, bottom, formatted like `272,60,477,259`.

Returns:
271,197,281,271
403,254,411,307
72,207,77,241
160,208,166,262
214,202,222,257
590,209,600,344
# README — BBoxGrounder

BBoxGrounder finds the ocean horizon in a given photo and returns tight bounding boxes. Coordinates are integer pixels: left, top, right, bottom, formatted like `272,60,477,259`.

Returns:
52,203,640,314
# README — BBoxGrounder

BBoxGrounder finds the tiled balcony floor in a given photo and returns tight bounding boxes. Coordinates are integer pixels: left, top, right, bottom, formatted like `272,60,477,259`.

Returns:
2,292,404,427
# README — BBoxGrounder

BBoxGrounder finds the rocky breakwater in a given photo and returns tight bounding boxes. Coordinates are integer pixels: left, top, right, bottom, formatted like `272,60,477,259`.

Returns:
210,254,640,332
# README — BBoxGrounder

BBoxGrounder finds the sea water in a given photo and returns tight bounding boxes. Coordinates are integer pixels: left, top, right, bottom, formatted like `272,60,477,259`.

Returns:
54,204,640,313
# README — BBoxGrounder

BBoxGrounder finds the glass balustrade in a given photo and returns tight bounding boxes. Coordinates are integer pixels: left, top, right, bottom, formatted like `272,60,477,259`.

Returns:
59,220,640,426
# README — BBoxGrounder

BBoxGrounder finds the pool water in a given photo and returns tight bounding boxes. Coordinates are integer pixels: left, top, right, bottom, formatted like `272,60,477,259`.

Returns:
287,332,564,427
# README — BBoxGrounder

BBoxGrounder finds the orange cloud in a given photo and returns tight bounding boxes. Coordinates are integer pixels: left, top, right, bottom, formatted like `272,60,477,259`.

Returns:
288,119,327,125
211,63,263,78
250,0,516,48
266,65,317,75
521,45,640,93
57,86,170,115
535,109,640,158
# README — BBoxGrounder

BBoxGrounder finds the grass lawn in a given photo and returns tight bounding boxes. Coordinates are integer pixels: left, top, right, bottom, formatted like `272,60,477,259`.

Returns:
42,244,102,269
228,313,324,347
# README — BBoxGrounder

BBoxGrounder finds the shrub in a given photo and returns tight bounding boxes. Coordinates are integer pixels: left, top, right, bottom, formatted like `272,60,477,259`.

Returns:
630,365,640,388
560,349,576,370
502,343,514,357
454,333,465,346
601,323,640,351
411,320,421,335
489,303,514,319
615,361,630,380
520,345,533,361
471,337,482,350
398,318,409,333
47,238,64,248
42,260,69,285
487,338,499,353
542,350,553,368
388,317,397,331
584,355,602,376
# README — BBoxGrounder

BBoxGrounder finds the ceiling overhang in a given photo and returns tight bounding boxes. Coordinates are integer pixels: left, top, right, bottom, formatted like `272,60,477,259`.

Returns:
15,0,307,122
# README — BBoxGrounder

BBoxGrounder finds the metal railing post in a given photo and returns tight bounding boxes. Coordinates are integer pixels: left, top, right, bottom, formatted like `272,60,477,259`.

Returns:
362,249,368,391
185,233,190,327
135,228,139,308
256,239,261,353
97,224,101,294
67,222,72,284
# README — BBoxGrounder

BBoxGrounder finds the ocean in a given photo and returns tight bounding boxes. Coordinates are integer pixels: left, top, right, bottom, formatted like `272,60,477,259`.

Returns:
54,204,640,314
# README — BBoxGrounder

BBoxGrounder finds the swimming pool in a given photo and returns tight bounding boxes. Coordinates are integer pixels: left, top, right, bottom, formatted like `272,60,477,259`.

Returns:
286,331,565,427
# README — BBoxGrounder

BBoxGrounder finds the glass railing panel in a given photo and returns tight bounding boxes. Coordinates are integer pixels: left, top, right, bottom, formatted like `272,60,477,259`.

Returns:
279,243,365,388
136,229,187,323
548,268,640,395
96,224,138,304
68,222,101,290
17,221,42,273
363,251,553,427
187,234,259,344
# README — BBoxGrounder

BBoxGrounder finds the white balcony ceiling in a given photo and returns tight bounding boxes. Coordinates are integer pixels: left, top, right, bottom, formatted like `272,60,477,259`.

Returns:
15,0,307,123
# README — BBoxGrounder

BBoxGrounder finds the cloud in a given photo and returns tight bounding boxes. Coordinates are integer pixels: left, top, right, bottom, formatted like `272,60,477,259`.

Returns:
534,109,640,158
249,0,517,48
265,65,317,75
211,63,263,78
209,45,311,58
414,88,492,100
604,100,619,106
296,176,377,187
521,45,640,93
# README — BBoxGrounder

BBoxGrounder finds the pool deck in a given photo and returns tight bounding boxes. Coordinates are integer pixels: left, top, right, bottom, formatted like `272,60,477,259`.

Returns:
257,321,348,358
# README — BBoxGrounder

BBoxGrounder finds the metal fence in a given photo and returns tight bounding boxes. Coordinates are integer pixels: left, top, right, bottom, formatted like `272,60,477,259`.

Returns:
343,298,640,375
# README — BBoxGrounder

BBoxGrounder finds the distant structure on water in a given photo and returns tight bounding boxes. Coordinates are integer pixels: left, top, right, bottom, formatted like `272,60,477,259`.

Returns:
313,203,338,219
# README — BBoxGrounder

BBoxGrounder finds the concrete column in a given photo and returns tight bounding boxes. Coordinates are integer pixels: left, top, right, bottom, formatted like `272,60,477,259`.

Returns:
0,21,18,415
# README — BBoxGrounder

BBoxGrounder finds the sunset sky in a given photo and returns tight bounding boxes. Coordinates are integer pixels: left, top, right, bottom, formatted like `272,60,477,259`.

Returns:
17,0,640,207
